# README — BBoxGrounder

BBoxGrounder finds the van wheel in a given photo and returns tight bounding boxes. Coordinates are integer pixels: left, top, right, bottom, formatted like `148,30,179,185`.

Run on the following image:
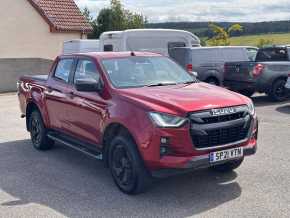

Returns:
239,90,255,97
108,136,152,195
269,79,287,102
29,110,54,150
211,158,244,173
205,78,219,86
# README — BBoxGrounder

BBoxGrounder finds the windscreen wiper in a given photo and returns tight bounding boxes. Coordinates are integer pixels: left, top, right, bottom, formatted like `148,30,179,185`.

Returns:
145,82,177,87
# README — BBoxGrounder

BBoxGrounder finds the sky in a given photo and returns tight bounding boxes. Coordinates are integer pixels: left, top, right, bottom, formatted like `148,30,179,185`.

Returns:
75,0,290,23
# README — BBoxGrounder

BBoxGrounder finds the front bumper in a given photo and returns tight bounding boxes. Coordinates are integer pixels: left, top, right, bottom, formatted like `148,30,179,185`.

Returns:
151,140,257,178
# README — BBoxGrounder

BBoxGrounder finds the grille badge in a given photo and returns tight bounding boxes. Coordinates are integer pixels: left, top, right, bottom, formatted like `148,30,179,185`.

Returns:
211,107,237,116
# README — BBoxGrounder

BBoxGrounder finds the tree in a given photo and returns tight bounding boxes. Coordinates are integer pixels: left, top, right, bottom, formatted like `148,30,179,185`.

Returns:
257,38,274,48
94,0,146,38
81,7,97,39
207,23,243,46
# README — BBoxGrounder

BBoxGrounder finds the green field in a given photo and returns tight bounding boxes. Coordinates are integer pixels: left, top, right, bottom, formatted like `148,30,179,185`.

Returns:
228,32,290,46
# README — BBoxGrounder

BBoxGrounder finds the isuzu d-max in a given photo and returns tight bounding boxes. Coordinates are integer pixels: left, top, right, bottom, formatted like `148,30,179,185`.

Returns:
18,52,258,194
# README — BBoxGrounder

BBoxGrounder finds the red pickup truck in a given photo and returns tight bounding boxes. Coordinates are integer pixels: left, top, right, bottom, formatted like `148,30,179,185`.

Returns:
18,52,258,194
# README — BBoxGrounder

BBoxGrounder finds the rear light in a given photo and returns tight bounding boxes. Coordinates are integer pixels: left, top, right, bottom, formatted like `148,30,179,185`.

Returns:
186,64,193,73
253,64,264,77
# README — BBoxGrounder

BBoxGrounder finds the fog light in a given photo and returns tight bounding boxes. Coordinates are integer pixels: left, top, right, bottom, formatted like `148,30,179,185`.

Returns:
160,146,169,156
160,137,170,144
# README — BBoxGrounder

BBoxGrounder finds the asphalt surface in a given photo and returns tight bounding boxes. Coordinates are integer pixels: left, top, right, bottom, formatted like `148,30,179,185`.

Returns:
0,93,290,218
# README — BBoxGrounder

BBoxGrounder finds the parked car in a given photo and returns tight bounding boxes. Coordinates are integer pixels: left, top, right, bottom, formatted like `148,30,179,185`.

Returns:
17,52,258,194
170,46,258,86
63,39,100,54
224,46,290,101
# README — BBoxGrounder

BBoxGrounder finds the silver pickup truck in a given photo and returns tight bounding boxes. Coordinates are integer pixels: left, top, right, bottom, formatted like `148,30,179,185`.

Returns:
224,46,290,101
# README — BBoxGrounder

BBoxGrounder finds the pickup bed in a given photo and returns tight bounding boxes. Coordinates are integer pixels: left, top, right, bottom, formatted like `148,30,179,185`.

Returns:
18,52,258,194
224,46,290,101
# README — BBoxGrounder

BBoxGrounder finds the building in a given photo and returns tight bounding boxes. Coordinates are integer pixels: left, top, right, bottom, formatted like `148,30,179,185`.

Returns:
0,0,93,92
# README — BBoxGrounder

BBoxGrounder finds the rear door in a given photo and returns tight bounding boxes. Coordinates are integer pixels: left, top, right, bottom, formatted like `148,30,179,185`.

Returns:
45,58,76,131
223,48,255,84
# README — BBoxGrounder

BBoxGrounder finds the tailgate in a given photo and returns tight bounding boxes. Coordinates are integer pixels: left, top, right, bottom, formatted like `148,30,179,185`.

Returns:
224,61,256,83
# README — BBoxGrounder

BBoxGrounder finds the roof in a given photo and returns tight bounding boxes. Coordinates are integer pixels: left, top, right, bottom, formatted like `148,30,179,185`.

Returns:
61,51,163,59
27,0,93,33
100,29,200,42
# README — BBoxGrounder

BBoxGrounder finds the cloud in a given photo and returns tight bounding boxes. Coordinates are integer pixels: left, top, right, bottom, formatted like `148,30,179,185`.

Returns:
75,0,290,22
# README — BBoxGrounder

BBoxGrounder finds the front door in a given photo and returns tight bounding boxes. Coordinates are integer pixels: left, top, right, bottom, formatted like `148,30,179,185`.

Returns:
67,58,108,146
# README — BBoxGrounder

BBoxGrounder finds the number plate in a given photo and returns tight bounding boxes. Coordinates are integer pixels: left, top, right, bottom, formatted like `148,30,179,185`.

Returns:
209,147,243,163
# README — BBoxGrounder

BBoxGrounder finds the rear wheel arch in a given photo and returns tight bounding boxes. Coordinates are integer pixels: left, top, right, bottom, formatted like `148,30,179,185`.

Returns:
271,76,287,87
102,123,139,167
26,101,41,131
268,76,288,101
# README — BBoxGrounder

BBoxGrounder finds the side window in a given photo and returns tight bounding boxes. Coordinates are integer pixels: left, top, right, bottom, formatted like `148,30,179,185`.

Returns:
54,59,74,83
74,59,100,83
104,44,113,52
168,42,186,56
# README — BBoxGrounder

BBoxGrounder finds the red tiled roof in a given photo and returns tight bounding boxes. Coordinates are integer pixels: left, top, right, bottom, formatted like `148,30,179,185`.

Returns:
28,0,93,33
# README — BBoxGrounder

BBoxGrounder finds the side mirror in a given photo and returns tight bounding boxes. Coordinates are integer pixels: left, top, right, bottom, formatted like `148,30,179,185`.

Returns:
75,79,103,92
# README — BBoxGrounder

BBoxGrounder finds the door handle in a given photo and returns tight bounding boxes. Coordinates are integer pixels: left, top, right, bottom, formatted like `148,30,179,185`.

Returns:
47,86,63,93
67,91,75,98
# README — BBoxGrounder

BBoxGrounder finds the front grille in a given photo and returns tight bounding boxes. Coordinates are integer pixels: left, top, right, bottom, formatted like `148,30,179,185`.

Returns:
202,112,244,124
191,124,249,149
189,106,251,149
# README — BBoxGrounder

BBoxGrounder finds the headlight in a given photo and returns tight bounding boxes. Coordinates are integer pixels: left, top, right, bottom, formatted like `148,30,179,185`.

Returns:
149,112,188,128
247,101,255,115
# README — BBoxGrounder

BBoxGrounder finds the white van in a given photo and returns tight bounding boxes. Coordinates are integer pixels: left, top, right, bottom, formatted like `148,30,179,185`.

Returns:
63,39,100,54
99,29,200,56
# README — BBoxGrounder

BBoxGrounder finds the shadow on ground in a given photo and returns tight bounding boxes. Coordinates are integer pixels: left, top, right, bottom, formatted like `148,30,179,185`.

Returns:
276,105,290,115
0,140,241,218
252,95,290,107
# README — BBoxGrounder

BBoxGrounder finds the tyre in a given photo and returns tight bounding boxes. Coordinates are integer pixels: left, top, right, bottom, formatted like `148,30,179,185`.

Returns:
239,90,255,98
108,135,152,195
29,110,54,150
211,158,244,173
268,79,288,102
205,78,219,86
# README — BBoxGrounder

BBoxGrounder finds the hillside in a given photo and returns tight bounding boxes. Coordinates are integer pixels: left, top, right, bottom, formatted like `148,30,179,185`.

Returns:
229,32,290,46
147,20,290,38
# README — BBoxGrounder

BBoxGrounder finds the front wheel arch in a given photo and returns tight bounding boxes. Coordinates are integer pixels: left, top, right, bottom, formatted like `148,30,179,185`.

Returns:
102,123,140,168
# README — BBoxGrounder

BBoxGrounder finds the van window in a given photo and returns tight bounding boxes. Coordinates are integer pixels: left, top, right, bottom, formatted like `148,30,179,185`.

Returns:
104,44,113,52
168,42,186,56
54,59,74,83
221,48,248,62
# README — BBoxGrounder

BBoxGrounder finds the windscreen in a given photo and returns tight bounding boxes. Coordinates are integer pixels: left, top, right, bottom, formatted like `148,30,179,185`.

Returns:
102,56,195,88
